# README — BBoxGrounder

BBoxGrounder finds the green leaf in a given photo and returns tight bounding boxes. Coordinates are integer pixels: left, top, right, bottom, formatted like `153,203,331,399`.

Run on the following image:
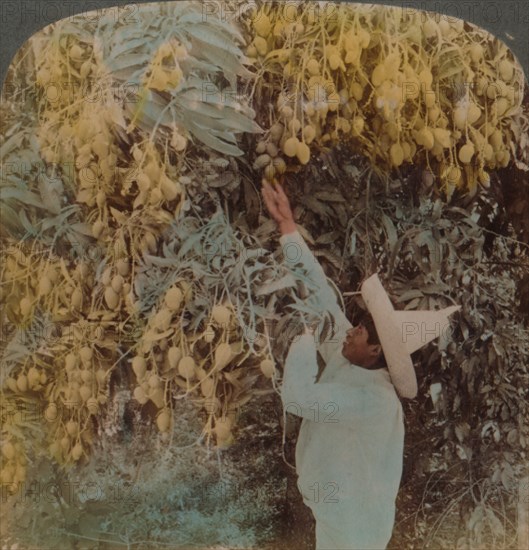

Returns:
179,55,219,74
178,89,222,117
459,320,470,340
70,222,94,237
431,199,443,221
313,191,346,202
0,187,46,208
180,106,248,135
349,233,356,256
185,24,245,58
255,273,297,296
501,463,514,490
0,203,25,236
396,289,424,302
188,40,253,78
209,128,239,144
126,93,173,130
300,196,333,219
220,108,262,134
179,94,260,133
421,283,450,295
316,231,341,244
506,428,518,445
314,249,343,270
403,297,421,310
455,422,470,443
188,122,243,156
107,37,150,62
415,230,441,271
18,209,37,235
179,79,255,116
105,53,151,78
380,213,398,250
0,130,25,159
177,11,245,42
108,24,148,53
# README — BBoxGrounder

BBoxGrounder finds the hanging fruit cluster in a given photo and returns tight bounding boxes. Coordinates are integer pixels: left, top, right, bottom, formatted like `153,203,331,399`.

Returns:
0,437,28,493
131,280,192,409
9,21,192,460
45,341,114,464
126,142,184,212
2,13,260,467
102,258,127,302
0,242,88,327
32,23,187,246
129,289,252,448
0,264,118,466
122,203,290,450
3,1,314,478
246,2,526,196
1,244,41,326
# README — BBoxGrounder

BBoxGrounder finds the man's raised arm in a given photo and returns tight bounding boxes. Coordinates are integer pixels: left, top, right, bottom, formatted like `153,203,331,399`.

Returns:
261,180,352,363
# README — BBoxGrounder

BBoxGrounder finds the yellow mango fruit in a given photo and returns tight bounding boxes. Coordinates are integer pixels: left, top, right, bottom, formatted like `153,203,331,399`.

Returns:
296,142,311,164
283,137,299,157
458,143,475,164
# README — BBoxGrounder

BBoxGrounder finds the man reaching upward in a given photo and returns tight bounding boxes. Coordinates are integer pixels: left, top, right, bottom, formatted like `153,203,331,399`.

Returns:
262,179,459,549
262,179,404,550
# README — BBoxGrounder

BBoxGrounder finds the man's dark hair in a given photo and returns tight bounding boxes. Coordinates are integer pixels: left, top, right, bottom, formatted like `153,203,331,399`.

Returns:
355,311,387,369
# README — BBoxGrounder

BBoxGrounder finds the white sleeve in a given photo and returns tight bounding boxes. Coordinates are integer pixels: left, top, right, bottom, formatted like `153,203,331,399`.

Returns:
279,230,353,364
280,334,393,423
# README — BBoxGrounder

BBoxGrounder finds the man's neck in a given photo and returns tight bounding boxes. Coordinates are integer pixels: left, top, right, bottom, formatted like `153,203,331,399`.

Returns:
355,358,387,370
361,363,387,370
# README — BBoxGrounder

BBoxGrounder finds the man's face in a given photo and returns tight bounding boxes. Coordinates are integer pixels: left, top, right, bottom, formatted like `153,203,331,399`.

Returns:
341,324,382,369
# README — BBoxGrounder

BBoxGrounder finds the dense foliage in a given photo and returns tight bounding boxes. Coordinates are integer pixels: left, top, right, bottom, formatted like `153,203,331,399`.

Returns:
1,1,528,548
246,1,527,198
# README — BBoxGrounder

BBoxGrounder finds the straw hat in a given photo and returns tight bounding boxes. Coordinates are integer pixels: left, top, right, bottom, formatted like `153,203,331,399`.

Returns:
361,274,460,399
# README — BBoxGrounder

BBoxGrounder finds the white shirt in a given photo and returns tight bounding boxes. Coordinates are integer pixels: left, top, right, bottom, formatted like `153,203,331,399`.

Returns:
279,230,404,550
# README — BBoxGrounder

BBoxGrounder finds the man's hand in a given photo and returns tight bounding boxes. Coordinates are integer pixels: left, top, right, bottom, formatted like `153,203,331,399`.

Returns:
261,178,296,235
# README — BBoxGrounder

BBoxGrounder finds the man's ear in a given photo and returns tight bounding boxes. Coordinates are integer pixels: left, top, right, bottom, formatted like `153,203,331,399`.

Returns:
368,344,382,358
